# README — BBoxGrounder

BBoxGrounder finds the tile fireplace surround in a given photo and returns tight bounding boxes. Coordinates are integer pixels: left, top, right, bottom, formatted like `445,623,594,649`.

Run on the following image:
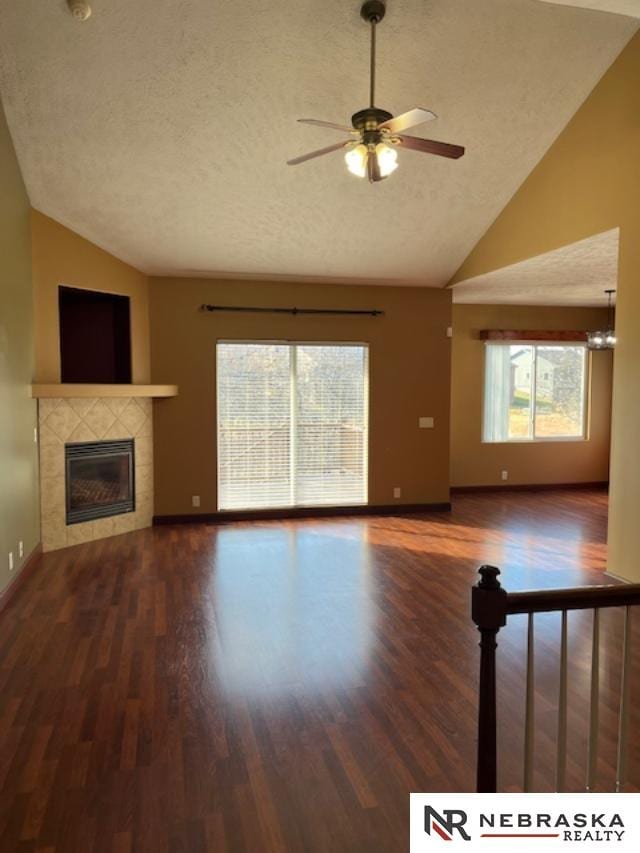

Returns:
38,397,153,551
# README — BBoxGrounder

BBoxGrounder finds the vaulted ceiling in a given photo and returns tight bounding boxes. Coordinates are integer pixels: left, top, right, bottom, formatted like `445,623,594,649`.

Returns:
0,1,636,285
451,230,620,306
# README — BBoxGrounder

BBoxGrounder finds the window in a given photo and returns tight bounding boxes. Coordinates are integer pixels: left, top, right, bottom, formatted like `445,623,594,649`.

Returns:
217,342,368,510
483,343,587,442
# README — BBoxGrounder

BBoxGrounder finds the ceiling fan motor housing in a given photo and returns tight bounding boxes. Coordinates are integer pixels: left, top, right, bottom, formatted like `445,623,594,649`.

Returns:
351,107,392,131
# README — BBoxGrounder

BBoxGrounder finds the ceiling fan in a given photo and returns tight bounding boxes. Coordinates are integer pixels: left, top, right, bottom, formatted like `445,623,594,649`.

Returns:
287,0,465,183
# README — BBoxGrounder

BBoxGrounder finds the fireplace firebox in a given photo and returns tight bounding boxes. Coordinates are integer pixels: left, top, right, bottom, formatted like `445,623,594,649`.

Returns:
65,440,135,524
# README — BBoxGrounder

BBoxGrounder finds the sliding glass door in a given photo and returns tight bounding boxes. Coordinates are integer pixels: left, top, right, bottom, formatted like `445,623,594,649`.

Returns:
217,343,292,509
216,342,368,510
294,344,368,506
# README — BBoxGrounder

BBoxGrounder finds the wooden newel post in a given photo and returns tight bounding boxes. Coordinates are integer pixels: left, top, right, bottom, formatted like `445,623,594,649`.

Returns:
472,565,507,793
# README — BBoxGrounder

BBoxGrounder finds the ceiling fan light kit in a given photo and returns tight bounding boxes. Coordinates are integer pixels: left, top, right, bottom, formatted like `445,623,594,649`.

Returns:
345,142,398,178
287,0,465,183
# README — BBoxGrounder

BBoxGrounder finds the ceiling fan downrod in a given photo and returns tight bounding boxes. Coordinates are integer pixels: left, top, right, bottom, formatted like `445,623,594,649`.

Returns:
351,1,392,132
361,0,386,109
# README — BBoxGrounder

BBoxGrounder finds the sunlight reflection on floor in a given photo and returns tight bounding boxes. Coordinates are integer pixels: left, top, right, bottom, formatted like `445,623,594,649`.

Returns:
210,525,375,698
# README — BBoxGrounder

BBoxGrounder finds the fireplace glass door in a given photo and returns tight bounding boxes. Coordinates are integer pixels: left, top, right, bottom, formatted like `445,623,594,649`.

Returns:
65,440,135,524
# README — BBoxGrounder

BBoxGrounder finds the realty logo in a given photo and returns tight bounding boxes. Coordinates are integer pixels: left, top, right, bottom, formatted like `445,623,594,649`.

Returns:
411,794,640,851
424,807,471,842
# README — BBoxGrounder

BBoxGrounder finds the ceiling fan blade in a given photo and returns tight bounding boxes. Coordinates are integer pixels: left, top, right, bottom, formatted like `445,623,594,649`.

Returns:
397,134,465,159
378,108,437,134
287,141,349,166
298,118,354,133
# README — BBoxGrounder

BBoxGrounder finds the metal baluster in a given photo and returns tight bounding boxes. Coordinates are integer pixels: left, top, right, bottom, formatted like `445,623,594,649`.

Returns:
556,610,568,792
524,613,535,792
586,608,600,792
616,606,632,792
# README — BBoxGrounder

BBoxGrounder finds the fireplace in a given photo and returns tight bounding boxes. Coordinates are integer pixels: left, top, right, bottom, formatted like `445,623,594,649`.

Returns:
65,440,135,524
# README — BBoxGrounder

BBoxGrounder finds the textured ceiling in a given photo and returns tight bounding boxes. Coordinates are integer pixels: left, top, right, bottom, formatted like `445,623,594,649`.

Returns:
451,230,619,306
538,1,640,18
0,2,636,285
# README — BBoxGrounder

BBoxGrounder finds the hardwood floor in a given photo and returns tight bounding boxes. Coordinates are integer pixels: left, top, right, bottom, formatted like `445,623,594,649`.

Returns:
1,488,637,852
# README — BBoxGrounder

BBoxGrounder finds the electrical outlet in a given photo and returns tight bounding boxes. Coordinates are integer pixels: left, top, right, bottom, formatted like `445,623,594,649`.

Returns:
393,487,401,499
419,417,434,429
8,552,14,572
446,326,453,338
18,541,24,559
192,495,201,508
501,470,508,481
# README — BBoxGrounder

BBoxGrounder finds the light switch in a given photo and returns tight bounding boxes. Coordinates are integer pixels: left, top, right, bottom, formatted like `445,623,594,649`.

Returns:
419,417,434,429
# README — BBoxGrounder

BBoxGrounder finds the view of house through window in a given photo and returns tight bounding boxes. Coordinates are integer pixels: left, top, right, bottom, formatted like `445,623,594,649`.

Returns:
483,343,587,442
217,342,368,510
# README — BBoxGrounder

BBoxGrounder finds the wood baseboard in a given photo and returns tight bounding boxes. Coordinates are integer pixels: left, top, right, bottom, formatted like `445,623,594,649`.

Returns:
451,481,609,495
0,543,42,613
153,501,452,525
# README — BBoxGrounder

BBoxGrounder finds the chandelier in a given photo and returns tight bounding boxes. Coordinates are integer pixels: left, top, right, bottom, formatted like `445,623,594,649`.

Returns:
587,289,616,350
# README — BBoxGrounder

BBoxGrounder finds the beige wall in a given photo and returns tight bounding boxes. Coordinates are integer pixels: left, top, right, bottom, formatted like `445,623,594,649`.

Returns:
31,210,150,384
450,32,640,580
0,101,40,593
149,277,452,515
451,304,612,488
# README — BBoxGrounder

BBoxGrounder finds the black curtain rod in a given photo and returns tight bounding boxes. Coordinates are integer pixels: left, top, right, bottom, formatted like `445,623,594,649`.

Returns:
199,304,384,317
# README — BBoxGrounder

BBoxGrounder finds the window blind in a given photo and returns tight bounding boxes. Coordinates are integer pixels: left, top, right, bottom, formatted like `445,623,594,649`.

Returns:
217,344,292,510
217,342,368,510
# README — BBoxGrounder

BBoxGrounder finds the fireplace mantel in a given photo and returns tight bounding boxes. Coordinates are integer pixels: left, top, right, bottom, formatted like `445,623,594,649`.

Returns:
32,383,178,399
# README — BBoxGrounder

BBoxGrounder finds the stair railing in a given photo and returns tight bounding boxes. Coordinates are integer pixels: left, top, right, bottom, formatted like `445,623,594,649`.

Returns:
472,565,640,793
